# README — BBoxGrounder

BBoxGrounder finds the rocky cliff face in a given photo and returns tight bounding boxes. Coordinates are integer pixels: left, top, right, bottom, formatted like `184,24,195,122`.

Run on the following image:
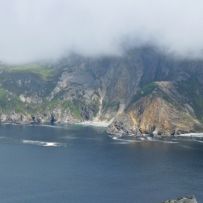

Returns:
0,47,202,136
108,81,202,136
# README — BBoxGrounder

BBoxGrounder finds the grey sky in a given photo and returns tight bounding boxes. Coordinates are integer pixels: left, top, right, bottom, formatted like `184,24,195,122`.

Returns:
0,0,203,63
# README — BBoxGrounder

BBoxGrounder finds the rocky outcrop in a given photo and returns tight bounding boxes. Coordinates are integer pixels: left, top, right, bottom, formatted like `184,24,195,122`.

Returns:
126,96,200,135
106,114,141,137
107,81,203,136
0,110,82,125
162,196,197,203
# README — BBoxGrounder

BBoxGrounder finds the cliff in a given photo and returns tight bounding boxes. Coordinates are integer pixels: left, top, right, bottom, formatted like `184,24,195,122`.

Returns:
0,47,203,136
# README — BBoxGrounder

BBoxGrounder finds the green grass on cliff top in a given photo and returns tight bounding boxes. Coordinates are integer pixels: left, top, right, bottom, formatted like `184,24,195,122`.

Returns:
0,64,54,80
0,88,25,113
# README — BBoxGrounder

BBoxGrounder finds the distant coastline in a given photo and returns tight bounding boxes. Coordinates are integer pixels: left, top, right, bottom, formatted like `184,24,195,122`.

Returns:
0,121,203,138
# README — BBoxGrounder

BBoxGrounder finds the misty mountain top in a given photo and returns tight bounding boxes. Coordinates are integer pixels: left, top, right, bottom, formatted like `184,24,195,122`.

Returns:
0,0,203,63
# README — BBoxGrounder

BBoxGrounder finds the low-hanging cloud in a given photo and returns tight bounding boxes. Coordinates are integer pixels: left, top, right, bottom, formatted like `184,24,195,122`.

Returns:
0,0,203,63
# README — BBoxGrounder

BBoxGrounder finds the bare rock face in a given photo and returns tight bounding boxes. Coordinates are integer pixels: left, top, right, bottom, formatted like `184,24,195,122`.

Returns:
162,196,198,203
127,96,200,136
106,114,141,137
107,81,202,136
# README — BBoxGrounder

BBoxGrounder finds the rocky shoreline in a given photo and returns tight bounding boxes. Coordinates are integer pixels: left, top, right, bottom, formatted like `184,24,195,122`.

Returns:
1,117,203,140
162,196,197,203
106,118,203,138
0,112,80,125
0,109,202,138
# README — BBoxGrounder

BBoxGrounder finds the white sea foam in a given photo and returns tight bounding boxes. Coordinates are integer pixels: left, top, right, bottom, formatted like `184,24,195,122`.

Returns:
77,121,110,127
112,138,141,144
112,136,119,140
22,140,64,147
146,137,153,141
111,136,179,144
113,140,137,144
176,133,203,138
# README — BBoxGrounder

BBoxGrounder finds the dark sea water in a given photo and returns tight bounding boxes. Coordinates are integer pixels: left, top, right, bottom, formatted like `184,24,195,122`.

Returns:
0,124,202,203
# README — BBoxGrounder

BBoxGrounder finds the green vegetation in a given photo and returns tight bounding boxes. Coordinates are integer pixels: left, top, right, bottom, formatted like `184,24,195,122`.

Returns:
177,74,203,122
90,98,100,117
0,88,25,113
43,98,82,119
0,64,54,80
62,101,81,118
45,98,60,110
129,82,158,105
0,88,8,107
102,100,120,112
141,82,158,96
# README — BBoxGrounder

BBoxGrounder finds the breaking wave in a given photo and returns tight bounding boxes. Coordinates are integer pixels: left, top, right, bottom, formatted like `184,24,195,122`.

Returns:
22,140,64,147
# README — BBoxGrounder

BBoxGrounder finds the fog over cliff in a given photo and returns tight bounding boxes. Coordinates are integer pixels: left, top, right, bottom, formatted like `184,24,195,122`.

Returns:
0,0,203,63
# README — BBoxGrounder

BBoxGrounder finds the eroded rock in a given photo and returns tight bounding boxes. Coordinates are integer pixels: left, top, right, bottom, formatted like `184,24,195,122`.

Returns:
162,196,197,203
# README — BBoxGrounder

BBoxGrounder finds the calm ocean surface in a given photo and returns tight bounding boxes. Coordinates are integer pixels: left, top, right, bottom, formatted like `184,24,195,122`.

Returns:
0,124,202,203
